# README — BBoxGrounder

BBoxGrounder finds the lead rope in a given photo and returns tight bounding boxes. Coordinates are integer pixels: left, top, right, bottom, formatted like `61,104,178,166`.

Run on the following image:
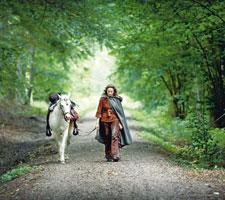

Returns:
77,127,97,137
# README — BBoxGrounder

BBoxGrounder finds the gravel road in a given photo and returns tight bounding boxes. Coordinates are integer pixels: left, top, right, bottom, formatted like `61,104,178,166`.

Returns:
0,111,224,200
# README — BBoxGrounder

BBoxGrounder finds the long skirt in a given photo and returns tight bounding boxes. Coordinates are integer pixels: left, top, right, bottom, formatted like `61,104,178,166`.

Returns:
100,119,121,159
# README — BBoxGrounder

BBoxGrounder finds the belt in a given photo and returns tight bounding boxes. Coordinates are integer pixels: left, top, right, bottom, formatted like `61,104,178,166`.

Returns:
102,110,116,114
102,109,116,117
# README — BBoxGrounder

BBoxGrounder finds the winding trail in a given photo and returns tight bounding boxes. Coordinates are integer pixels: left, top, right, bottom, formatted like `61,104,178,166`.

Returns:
0,111,224,200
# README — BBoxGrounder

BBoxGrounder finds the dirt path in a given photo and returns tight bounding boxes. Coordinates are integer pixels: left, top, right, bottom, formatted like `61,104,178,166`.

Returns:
0,111,224,200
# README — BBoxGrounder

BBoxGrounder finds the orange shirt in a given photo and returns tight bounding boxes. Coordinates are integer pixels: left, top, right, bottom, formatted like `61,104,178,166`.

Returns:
96,97,118,122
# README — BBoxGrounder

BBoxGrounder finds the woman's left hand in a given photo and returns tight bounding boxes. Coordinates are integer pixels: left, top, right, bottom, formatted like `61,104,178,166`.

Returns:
65,113,71,121
119,123,123,130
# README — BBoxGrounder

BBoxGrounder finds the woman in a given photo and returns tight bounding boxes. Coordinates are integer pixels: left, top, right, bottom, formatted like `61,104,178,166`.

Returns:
95,84,132,162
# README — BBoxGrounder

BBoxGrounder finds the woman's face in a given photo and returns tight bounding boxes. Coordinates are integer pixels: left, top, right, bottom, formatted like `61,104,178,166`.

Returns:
107,87,114,96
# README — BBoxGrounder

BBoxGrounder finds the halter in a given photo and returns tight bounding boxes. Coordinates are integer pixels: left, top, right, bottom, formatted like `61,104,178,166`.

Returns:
58,100,72,122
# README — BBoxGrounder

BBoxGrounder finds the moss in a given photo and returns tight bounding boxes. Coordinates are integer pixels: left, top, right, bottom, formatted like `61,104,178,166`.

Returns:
0,164,40,182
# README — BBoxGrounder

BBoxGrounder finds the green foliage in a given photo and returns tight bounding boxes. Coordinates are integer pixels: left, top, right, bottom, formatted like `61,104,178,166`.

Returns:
127,105,192,145
25,102,47,116
129,106,224,168
109,0,225,125
177,113,224,168
0,0,113,103
209,129,225,148
138,131,179,154
0,164,39,182
108,0,225,167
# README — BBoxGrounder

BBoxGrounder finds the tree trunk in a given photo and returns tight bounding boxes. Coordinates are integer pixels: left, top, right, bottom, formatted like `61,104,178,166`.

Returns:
16,55,23,103
161,73,186,119
25,48,35,105
209,34,225,128
210,67,225,127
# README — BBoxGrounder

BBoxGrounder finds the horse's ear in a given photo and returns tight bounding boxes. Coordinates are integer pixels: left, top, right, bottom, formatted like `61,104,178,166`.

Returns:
58,94,62,99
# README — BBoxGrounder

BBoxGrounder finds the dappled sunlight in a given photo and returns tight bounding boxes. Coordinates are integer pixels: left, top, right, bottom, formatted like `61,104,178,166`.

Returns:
68,46,116,113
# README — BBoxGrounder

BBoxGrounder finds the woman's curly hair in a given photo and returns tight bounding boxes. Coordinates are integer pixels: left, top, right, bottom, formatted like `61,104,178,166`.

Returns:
103,84,118,96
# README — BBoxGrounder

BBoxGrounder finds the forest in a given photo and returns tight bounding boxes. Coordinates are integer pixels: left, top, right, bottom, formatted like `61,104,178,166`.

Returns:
0,0,225,169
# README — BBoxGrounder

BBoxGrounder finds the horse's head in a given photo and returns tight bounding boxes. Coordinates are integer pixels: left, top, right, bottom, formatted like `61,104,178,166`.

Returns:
58,94,72,117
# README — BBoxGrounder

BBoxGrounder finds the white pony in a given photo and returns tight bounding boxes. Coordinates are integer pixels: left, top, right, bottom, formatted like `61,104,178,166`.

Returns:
49,94,73,163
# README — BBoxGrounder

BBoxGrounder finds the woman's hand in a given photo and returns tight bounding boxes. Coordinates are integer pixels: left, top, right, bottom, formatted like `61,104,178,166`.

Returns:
96,123,99,129
65,113,71,121
119,123,123,130
96,118,100,129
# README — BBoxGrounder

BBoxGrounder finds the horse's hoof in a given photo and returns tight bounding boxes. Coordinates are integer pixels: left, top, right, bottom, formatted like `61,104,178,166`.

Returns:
58,159,66,164
73,128,79,136
46,128,52,137
112,156,120,162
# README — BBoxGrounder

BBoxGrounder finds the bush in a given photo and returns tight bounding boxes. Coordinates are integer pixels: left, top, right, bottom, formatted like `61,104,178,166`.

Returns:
177,113,225,168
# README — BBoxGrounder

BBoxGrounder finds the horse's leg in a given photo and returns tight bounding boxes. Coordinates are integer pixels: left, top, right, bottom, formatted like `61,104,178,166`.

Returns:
65,122,73,160
65,129,72,160
59,139,64,163
67,130,72,146
60,129,68,163
55,133,62,162
58,142,62,163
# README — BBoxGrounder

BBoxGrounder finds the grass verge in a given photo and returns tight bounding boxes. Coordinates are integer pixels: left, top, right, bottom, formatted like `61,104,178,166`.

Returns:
0,164,41,182
126,106,225,169
126,106,182,154
137,131,179,154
